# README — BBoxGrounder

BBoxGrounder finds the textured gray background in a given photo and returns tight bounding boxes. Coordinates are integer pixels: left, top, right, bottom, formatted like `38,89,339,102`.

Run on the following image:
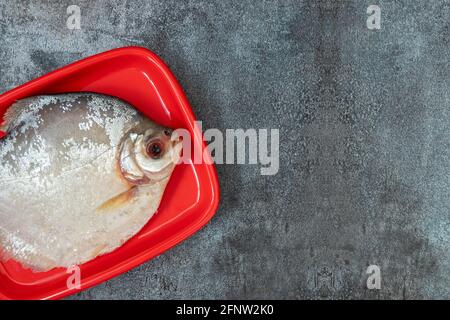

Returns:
0,0,449,299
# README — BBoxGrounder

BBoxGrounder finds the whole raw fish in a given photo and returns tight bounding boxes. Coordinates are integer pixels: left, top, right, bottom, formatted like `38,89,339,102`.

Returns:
0,93,181,271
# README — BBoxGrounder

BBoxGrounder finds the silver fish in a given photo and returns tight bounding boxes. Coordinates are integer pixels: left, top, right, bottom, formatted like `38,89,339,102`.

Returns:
0,93,182,271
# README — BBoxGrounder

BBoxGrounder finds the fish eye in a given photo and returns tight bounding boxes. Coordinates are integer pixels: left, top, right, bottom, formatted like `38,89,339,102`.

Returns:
146,140,165,159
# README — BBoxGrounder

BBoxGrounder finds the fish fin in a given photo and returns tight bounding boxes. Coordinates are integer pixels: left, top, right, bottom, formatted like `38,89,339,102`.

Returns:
91,244,108,259
0,101,25,132
96,187,137,213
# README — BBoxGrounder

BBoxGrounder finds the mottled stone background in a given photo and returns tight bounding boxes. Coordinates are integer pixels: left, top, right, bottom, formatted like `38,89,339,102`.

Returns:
0,0,449,299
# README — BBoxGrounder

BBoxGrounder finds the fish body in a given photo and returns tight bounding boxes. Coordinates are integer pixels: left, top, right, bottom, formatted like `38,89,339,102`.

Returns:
0,93,181,271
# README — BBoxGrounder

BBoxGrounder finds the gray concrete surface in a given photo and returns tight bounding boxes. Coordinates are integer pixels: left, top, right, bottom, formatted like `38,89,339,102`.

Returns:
0,0,449,299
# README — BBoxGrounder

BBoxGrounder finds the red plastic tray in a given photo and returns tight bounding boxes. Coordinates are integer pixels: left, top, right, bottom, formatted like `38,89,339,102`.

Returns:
0,47,220,300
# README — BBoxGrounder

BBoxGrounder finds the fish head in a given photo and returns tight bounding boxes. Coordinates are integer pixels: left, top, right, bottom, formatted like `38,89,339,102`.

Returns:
118,125,183,185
